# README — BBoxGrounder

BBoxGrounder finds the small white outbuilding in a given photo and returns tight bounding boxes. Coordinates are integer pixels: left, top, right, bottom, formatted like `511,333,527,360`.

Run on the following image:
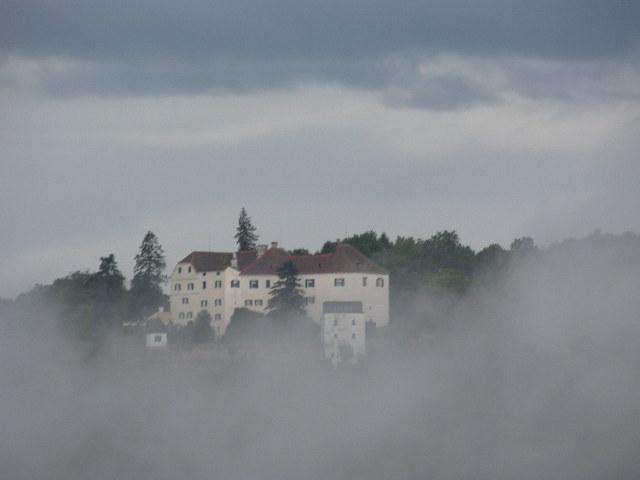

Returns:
145,332,168,349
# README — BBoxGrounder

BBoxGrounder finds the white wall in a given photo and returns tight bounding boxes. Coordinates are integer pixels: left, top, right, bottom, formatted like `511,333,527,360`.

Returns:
322,312,366,365
169,262,389,336
168,262,229,335
239,272,389,326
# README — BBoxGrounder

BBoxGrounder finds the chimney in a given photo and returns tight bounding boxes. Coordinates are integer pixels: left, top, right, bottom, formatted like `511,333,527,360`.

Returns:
271,241,278,249
256,244,268,258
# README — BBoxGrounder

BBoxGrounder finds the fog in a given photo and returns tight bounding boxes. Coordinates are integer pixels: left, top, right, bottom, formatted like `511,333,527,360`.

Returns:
2,241,640,480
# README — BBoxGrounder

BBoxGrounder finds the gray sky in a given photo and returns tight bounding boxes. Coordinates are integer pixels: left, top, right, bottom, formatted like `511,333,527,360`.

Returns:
1,1,640,297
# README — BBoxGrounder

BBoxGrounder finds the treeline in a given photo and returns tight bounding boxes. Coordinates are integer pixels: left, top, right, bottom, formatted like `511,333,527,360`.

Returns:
320,230,534,296
317,229,640,335
2,232,167,342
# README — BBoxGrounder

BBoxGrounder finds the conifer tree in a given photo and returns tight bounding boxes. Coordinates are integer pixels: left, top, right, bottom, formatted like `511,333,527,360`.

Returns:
267,260,306,321
130,231,166,320
89,253,126,331
235,207,259,251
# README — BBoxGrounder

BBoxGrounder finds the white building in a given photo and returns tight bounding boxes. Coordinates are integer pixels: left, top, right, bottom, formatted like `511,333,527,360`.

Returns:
168,243,389,336
322,301,366,365
145,332,168,349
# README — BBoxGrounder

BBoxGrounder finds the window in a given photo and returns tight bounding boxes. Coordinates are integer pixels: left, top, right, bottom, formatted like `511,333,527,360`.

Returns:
214,314,222,321
186,312,193,319
202,281,206,289
200,300,208,307
178,312,185,320
362,277,368,287
352,333,356,339
174,283,181,291
182,297,189,305
255,299,263,306
334,318,338,326
231,280,240,288
154,335,162,343
202,272,206,276
352,319,356,326
187,283,194,290
188,266,192,273
376,277,384,288
266,279,271,288
245,299,253,306
334,278,345,287
214,280,222,288
214,299,222,306
178,267,182,274
249,280,259,289
305,279,315,288
305,296,315,305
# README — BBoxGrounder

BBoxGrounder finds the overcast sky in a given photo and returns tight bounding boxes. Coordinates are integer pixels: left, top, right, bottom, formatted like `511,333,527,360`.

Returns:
1,1,639,297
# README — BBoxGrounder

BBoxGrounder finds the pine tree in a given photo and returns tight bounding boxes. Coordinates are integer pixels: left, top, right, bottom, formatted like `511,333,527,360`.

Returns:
235,207,258,251
267,260,306,322
130,231,166,320
89,253,125,331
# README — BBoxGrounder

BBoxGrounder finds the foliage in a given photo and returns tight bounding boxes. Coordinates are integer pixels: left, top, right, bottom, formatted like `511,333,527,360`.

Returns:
129,231,167,320
87,254,126,333
267,260,306,323
235,207,259,251
224,308,266,351
192,310,213,343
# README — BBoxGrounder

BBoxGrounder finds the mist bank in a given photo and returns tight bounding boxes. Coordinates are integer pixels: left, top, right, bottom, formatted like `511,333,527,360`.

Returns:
1,231,640,479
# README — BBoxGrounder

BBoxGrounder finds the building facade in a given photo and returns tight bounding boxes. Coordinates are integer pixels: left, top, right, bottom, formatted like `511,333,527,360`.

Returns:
322,301,366,366
168,243,389,336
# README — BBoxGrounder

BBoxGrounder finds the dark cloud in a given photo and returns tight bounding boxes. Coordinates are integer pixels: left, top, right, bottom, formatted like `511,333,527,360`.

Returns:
2,1,639,61
1,1,639,103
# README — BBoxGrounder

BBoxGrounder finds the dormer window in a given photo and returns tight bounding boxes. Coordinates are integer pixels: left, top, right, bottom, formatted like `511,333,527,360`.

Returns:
178,267,182,274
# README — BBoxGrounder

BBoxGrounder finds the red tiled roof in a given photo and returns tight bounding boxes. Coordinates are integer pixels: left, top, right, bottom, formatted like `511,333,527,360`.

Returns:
178,250,258,272
236,250,258,270
178,252,233,272
239,243,388,276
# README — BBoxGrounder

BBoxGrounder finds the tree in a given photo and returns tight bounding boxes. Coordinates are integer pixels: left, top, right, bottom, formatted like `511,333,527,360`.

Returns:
267,260,306,322
424,230,476,273
192,310,213,343
224,307,266,352
235,207,258,251
319,241,337,254
510,236,536,254
129,231,167,320
88,254,125,332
